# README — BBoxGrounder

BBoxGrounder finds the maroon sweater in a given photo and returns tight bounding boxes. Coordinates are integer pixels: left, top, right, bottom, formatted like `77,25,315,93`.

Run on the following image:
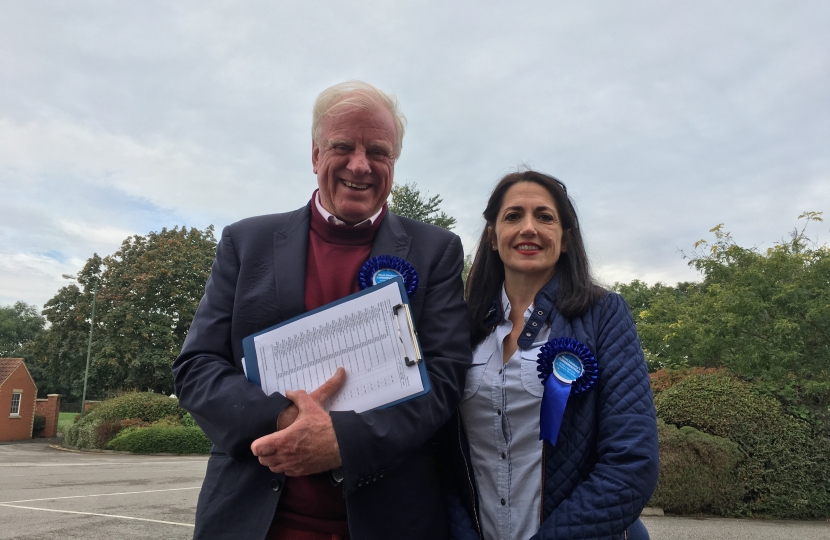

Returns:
270,197,386,536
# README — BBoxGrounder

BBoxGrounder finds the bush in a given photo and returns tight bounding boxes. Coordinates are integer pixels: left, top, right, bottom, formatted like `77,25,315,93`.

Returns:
63,392,187,449
650,420,743,515
655,372,830,518
94,420,124,448
32,414,46,435
84,392,184,423
650,367,728,395
106,426,211,454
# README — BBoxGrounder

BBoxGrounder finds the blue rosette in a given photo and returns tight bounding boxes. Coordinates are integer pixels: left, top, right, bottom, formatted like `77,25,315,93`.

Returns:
536,337,599,446
357,255,419,297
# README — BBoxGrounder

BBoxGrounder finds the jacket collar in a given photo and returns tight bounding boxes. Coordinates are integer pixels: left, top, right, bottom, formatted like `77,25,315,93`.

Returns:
484,274,559,349
516,274,559,348
272,204,411,322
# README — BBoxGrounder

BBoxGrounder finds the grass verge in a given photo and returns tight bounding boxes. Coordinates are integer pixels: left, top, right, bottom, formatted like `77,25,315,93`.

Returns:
57,412,76,435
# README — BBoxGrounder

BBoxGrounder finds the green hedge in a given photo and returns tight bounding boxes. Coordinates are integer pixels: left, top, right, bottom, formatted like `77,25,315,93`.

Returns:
106,426,211,454
32,414,46,435
655,373,830,518
650,420,743,515
63,392,188,449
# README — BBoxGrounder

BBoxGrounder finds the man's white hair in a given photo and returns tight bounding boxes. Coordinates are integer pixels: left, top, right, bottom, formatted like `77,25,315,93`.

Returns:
312,81,407,160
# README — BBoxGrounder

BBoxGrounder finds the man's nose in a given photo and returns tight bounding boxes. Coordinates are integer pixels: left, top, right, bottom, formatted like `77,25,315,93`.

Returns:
347,150,371,176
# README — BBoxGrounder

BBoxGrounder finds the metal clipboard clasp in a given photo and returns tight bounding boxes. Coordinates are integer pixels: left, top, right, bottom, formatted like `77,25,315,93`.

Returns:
392,303,422,366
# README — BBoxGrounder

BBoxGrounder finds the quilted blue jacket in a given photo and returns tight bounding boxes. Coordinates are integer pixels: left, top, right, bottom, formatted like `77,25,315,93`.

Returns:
441,281,659,540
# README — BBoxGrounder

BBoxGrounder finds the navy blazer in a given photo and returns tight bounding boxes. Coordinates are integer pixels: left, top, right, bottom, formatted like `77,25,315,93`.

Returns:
173,203,472,540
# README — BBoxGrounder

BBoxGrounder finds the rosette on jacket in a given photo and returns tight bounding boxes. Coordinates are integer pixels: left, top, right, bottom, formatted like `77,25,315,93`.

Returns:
536,337,599,445
357,255,419,297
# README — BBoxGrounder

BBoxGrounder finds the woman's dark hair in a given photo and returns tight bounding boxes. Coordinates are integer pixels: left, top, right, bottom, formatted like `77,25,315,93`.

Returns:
465,170,606,347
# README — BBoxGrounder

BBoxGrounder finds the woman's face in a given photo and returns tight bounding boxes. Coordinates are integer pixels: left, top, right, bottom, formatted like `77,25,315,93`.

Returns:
489,181,567,282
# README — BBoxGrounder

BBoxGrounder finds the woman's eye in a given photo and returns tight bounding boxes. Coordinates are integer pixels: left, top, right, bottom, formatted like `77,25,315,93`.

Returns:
504,212,520,221
538,213,555,222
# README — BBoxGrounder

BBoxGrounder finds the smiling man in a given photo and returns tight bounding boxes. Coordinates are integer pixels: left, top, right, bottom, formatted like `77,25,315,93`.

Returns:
173,81,471,540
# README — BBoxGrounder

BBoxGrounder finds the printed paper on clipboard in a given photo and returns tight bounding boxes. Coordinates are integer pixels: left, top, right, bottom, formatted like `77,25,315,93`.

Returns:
242,277,431,413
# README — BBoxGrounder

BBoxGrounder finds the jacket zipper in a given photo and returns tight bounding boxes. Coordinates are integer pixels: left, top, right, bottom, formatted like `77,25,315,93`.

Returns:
458,414,482,537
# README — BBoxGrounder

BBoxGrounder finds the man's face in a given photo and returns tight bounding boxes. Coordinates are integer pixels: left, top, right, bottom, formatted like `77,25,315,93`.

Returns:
312,103,397,224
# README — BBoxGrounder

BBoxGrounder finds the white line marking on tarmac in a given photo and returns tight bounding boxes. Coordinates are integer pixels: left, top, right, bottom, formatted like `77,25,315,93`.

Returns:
0,503,195,527
0,486,201,504
0,460,206,467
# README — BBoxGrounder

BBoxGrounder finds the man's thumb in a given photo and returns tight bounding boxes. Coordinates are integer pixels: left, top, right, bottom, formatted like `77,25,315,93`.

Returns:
311,367,347,403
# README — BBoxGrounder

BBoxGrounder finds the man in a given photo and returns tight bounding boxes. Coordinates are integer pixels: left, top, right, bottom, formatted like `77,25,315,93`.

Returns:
173,81,471,540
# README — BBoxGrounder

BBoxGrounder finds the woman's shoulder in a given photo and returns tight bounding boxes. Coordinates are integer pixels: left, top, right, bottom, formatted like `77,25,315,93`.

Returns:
567,290,637,342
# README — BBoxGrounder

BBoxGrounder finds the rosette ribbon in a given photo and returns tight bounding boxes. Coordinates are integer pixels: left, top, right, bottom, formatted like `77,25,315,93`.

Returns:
357,255,419,297
536,337,599,446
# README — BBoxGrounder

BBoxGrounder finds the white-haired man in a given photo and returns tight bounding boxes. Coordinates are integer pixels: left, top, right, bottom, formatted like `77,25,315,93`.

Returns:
173,81,471,540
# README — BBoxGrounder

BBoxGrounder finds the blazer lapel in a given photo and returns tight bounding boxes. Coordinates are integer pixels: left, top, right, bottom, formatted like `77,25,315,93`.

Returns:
273,204,311,322
370,212,411,260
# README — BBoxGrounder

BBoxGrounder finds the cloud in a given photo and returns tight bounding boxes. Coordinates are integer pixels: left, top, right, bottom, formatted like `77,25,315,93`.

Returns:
1,1,828,309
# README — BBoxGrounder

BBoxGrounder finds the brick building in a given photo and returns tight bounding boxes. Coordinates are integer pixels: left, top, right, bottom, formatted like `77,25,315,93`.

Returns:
35,394,62,438
0,358,37,442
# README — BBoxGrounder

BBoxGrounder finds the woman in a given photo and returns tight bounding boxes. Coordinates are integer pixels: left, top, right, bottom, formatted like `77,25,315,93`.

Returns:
446,170,658,540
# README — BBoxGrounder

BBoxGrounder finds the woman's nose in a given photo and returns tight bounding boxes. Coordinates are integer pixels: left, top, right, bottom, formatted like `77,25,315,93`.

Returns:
519,217,537,235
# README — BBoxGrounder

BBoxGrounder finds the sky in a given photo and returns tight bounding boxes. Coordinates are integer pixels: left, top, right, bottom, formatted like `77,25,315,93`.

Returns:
2,1,828,309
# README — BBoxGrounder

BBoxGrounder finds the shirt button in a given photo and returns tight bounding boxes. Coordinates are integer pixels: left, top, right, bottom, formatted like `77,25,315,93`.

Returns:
531,322,538,327
496,408,502,416
498,368,503,375
525,332,532,337
270,479,282,492
500,498,506,506
537,310,543,316
501,452,506,459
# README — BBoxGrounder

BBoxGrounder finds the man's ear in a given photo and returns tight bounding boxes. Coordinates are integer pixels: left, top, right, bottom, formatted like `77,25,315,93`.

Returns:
312,142,320,174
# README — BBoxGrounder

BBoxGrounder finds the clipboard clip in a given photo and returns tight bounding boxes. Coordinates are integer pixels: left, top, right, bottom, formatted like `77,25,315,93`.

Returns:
392,303,422,366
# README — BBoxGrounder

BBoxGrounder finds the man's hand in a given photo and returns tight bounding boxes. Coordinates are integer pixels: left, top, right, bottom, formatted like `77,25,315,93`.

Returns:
275,367,346,430
251,368,346,476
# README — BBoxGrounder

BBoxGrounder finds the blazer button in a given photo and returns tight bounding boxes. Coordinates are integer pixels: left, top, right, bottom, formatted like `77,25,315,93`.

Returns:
271,479,282,492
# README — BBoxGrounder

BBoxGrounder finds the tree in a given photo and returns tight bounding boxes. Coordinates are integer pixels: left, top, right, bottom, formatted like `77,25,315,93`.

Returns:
95,226,217,394
389,182,457,230
24,226,217,398
0,302,46,357
616,212,830,414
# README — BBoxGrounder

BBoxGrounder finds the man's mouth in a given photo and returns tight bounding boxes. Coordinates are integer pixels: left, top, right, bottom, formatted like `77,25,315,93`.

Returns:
342,180,370,190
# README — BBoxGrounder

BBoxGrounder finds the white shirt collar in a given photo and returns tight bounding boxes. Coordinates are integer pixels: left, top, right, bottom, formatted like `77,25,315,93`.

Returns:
315,191,384,227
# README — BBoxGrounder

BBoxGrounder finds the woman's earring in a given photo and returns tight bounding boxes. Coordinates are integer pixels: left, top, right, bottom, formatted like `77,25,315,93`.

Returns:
491,244,497,251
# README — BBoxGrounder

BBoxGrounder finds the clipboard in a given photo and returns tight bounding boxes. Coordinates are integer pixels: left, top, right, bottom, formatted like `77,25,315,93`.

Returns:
242,277,431,412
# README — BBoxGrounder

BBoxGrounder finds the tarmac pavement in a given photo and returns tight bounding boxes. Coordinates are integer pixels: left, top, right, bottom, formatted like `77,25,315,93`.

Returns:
641,515,830,540
0,439,206,539
1,439,829,539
